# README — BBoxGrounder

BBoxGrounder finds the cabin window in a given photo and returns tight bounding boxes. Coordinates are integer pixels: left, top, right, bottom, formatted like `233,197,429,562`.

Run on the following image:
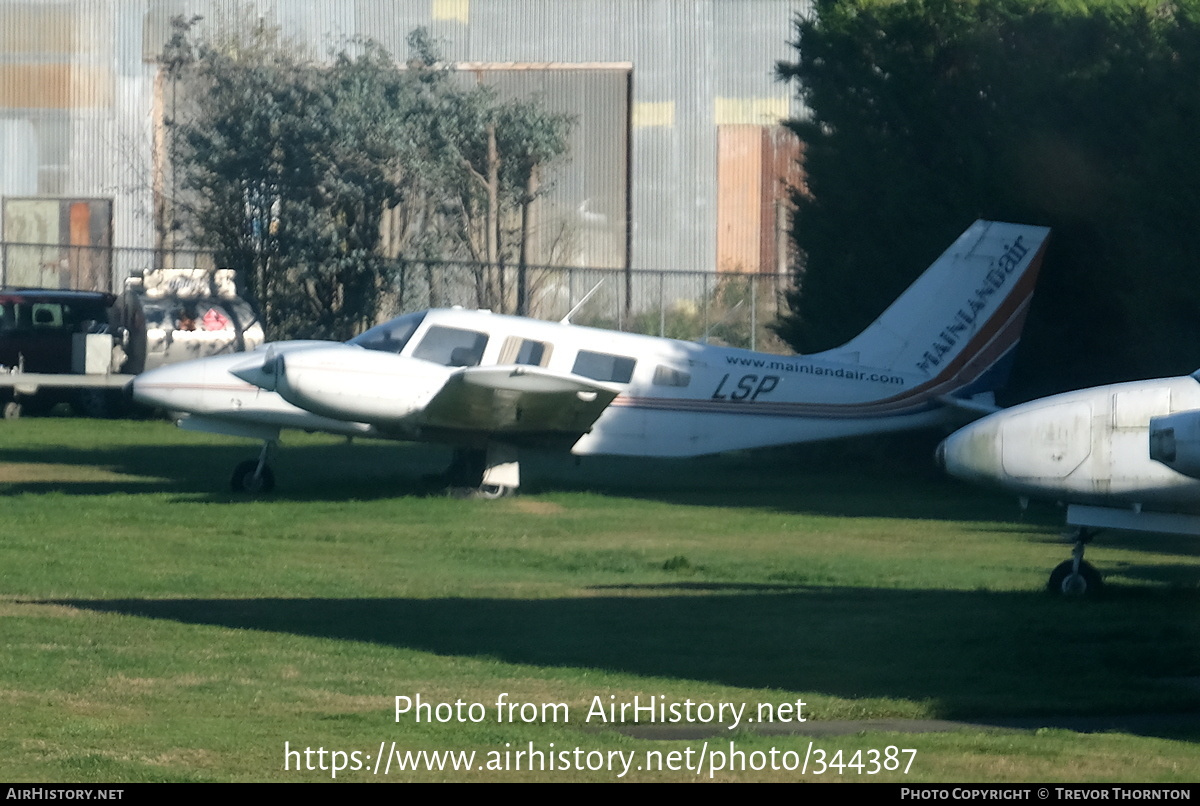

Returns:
413,325,489,367
499,336,552,367
653,365,691,387
573,350,636,383
350,311,427,354
0,300,108,333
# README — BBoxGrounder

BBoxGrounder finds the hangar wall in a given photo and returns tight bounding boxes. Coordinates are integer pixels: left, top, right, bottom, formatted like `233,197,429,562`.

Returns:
0,0,808,288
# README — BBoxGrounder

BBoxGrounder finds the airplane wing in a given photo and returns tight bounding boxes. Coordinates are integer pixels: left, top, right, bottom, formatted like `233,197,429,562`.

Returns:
420,365,620,447
935,392,1001,417
227,342,622,449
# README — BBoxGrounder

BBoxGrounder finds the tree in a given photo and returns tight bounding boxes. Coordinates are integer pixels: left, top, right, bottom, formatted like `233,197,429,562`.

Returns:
383,30,573,314
777,0,1200,400
164,21,573,338
165,18,399,339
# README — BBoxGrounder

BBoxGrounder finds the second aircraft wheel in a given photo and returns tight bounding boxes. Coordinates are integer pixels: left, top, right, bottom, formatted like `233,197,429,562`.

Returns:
1047,559,1103,596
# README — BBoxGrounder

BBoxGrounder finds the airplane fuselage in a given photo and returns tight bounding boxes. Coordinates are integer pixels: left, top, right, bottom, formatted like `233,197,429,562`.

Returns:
938,372,1200,592
939,374,1200,511
135,308,968,458
131,221,1050,495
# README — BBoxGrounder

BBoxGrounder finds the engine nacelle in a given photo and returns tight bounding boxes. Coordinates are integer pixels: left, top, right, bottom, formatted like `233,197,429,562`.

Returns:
1149,410,1200,479
274,346,447,424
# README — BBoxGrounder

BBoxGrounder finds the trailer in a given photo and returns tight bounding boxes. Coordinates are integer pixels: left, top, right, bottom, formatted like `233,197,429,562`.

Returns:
0,269,263,418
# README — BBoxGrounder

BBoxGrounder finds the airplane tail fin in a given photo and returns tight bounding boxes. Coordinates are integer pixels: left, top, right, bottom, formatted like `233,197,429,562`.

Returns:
822,220,1050,398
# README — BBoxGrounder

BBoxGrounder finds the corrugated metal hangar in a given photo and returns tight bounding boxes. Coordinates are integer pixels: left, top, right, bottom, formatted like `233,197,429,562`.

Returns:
0,0,809,290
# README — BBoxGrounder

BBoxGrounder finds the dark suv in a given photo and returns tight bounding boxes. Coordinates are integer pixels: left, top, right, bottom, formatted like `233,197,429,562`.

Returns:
0,289,116,373
0,288,145,416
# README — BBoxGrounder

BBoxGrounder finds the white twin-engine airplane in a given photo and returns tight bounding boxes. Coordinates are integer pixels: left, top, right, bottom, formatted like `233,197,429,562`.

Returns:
132,220,1050,497
939,372,1200,596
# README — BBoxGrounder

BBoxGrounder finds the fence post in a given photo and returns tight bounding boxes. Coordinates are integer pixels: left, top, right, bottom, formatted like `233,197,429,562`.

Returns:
658,271,665,337
750,274,757,351
616,278,622,331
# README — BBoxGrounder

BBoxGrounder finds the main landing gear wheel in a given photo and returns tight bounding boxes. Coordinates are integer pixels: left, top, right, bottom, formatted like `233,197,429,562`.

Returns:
474,484,516,500
1048,559,1103,596
230,459,275,494
447,483,517,499
3,401,21,420
439,447,519,498
443,448,487,488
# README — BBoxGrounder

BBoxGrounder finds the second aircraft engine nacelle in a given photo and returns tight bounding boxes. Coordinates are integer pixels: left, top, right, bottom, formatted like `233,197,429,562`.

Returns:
274,346,447,424
1149,410,1200,480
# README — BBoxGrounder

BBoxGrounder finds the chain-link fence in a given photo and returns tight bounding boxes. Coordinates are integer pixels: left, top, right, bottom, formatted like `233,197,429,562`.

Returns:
0,241,795,353
380,257,794,352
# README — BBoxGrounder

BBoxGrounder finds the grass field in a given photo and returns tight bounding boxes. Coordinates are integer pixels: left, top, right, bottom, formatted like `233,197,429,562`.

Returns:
1,417,1198,782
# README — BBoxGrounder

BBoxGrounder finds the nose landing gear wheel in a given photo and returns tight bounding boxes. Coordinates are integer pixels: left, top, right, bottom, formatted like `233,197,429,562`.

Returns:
231,459,275,494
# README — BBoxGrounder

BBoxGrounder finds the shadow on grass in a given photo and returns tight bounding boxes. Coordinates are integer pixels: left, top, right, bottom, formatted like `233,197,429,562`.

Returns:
1100,529,1200,560
1,432,1045,524
0,439,451,501
7,422,1196,584
53,585,1200,738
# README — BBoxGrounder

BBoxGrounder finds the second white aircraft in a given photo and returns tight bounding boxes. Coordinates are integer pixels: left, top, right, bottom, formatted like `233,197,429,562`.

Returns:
132,220,1050,497
940,370,1200,594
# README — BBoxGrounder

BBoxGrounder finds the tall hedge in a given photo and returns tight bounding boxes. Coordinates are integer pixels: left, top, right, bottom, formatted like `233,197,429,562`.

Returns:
778,0,1200,400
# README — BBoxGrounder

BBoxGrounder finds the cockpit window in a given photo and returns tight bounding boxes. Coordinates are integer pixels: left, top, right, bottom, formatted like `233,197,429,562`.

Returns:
349,311,427,354
412,325,489,367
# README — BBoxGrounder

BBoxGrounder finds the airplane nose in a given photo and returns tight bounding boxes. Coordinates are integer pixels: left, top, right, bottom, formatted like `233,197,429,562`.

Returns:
937,416,1005,485
131,360,208,411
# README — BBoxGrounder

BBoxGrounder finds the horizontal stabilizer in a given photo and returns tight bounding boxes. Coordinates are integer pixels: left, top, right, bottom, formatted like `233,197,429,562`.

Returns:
936,393,1001,417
